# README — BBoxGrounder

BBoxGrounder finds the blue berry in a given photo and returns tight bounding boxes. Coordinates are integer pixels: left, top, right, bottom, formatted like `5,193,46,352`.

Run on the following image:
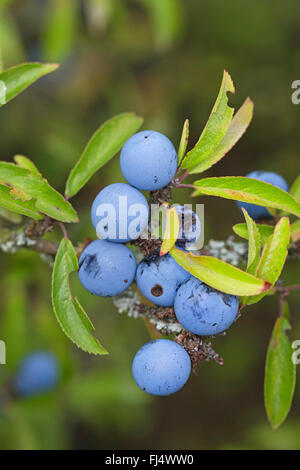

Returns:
91,183,149,243
174,205,201,249
136,252,191,307
174,277,239,336
237,171,289,220
78,239,136,296
120,131,178,191
132,339,191,396
14,352,60,397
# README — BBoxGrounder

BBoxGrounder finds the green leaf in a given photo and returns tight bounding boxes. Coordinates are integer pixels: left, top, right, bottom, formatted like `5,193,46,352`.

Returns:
14,155,42,177
0,161,78,223
65,112,144,198
0,183,42,220
235,219,300,244
170,247,271,296
42,0,79,62
256,217,290,284
193,177,300,218
188,97,254,174
182,70,235,171
0,62,58,106
160,207,179,255
245,217,290,305
290,174,300,204
0,79,6,104
177,119,189,166
233,222,274,245
291,219,300,242
242,208,261,275
264,306,296,429
51,238,108,355
9,186,32,201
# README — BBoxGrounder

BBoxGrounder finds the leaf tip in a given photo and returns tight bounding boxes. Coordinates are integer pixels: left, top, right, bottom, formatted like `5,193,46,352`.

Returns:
223,69,235,94
245,96,254,111
46,62,60,71
266,412,283,430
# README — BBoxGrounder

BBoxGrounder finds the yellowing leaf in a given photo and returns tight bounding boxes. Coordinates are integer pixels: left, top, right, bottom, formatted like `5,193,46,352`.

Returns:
194,177,300,217
9,187,32,201
182,70,235,172
177,119,189,166
256,217,290,285
245,217,290,305
160,207,179,255
170,247,271,296
189,97,253,174
0,183,42,220
242,208,261,275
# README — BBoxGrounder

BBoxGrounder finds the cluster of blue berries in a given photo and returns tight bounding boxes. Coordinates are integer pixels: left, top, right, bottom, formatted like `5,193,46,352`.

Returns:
79,130,185,299
77,123,291,398
8,172,289,400
132,170,290,396
78,130,178,298
77,129,242,397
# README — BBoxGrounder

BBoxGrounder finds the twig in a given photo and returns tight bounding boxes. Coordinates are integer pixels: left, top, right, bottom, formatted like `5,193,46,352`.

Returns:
176,183,196,189
174,171,190,184
57,222,68,239
277,284,300,294
276,284,300,317
0,219,56,255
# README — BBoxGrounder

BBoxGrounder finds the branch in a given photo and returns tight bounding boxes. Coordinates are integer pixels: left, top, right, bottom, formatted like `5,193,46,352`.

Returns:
0,218,57,255
0,219,91,262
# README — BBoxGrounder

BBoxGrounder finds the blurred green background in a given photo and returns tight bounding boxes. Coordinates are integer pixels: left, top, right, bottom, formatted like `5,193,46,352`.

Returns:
0,0,300,450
